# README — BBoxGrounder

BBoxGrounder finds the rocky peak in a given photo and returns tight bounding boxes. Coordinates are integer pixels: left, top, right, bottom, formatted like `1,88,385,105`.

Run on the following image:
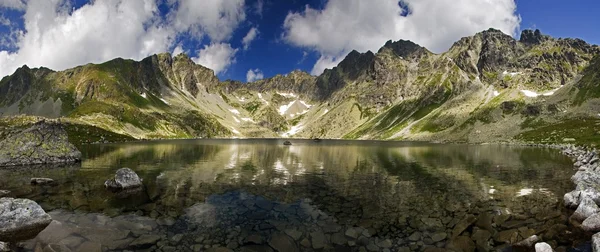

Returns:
378,39,429,59
337,50,376,80
520,29,550,45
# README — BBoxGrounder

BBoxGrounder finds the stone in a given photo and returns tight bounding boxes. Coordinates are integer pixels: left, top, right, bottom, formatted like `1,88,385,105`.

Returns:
431,232,447,243
283,141,292,146
43,244,71,252
534,242,553,252
494,229,519,244
421,218,444,230
573,196,600,221
310,231,326,249
0,198,52,242
582,213,600,232
58,236,86,248
592,233,600,252
239,245,274,252
104,168,143,191
0,121,82,166
446,236,475,252
0,190,9,197
377,239,392,248
129,234,161,249
345,228,360,239
471,229,491,247
76,241,102,252
31,178,55,185
268,233,299,252
207,248,233,252
284,229,302,241
300,238,311,247
366,243,379,251
0,242,8,252
514,235,540,248
408,232,422,241
171,234,184,243
331,233,347,245
475,212,494,232
452,215,477,238
245,234,264,244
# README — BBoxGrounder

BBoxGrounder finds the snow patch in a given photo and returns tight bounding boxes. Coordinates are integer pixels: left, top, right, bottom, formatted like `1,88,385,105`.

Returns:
277,92,298,98
502,70,521,77
258,93,269,105
493,90,500,97
299,100,312,108
231,127,240,134
322,109,329,115
279,100,296,115
229,109,241,115
141,93,147,99
520,90,539,97
159,98,170,105
236,96,246,102
233,116,240,123
241,118,255,123
281,124,304,137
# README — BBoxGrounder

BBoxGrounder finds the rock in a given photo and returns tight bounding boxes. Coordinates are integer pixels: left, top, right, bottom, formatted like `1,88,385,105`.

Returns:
408,232,422,241
471,229,491,247
31,178,55,185
284,229,302,241
331,233,347,245
0,190,10,197
345,228,360,239
564,190,581,208
0,198,52,242
239,245,274,252
377,239,392,248
43,244,72,252
283,141,292,146
76,241,102,252
432,232,447,242
573,196,600,221
129,234,161,249
207,248,233,252
245,234,264,244
268,233,299,252
515,235,540,247
446,236,475,252
421,218,444,231
0,121,81,166
582,213,600,232
452,215,477,238
535,242,553,252
592,233,600,252
310,231,326,249
104,168,143,191
494,229,519,244
0,242,8,252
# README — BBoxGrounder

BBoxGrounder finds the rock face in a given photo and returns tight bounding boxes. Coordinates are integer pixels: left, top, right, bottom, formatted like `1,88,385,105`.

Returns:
0,198,52,242
0,121,81,166
104,168,143,191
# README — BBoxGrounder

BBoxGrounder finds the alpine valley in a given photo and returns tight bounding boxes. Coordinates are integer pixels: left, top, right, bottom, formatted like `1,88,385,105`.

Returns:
1,28,599,146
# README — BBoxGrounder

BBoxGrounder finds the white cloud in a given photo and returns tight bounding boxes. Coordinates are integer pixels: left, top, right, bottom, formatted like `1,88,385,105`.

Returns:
0,0,247,78
192,43,238,75
0,0,26,10
246,68,264,82
242,27,259,50
0,15,11,26
283,0,521,75
171,0,245,42
253,0,264,16
172,44,184,56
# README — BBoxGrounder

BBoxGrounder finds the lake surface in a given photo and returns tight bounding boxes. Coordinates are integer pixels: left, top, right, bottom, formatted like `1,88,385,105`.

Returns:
0,139,587,251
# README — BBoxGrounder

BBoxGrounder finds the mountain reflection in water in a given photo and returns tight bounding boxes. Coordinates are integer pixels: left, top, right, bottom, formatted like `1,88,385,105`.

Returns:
0,139,584,251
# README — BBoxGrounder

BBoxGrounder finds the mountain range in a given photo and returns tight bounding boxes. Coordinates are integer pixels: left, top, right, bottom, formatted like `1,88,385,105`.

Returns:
1,28,599,146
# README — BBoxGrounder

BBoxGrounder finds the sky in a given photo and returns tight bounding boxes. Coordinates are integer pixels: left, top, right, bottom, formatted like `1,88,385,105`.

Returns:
0,0,598,82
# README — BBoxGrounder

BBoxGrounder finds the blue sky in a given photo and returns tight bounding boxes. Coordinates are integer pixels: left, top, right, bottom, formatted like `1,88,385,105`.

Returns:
0,0,598,82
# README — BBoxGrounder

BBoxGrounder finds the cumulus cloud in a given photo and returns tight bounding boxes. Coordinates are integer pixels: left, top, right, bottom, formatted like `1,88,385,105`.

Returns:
192,43,238,75
0,0,246,78
0,0,26,10
246,68,264,82
253,0,264,17
283,0,521,75
171,0,245,42
242,27,259,50
172,44,184,56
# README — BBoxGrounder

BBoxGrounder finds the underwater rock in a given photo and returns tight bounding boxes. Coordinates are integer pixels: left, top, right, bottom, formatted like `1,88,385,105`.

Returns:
31,178,55,185
283,141,292,146
0,198,52,242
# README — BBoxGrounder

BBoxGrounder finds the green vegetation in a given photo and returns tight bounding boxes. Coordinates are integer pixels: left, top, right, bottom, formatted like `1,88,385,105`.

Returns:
68,101,158,130
243,101,262,114
574,56,600,105
516,118,600,146
63,122,135,146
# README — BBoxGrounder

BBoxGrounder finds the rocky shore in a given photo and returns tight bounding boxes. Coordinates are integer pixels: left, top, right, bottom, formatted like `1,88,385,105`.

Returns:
0,120,81,166
561,145,600,251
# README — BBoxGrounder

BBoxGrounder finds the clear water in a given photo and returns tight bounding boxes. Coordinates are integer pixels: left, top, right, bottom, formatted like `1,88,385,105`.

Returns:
0,139,586,251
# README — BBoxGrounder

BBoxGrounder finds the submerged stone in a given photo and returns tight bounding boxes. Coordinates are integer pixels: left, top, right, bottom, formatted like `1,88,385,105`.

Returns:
104,168,143,191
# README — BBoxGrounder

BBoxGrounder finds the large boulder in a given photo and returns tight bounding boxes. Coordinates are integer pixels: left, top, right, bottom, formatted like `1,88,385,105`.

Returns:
0,121,81,166
104,168,143,191
0,198,52,242
573,196,600,221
